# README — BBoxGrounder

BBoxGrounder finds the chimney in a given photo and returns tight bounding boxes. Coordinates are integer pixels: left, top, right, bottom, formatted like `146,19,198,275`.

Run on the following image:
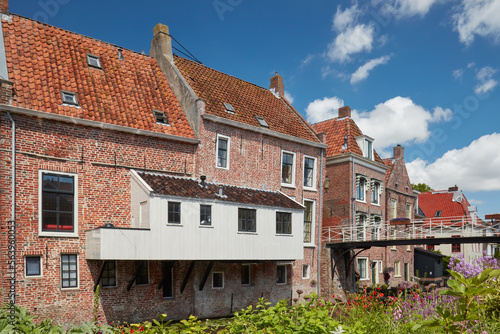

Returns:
270,72,284,98
448,185,459,192
0,0,8,14
338,106,351,118
0,79,13,105
393,144,404,160
149,23,173,62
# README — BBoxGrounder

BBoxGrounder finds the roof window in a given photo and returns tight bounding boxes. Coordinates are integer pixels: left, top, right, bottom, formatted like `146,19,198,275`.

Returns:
223,102,236,114
86,54,102,69
61,91,79,106
255,116,269,128
153,110,169,125
435,210,442,217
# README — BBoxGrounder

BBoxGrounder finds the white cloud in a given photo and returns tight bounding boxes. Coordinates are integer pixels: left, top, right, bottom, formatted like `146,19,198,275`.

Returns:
469,199,484,205
301,54,315,67
350,55,391,84
453,0,500,45
351,97,452,152
382,0,440,18
432,106,453,122
452,69,464,80
305,96,344,123
327,5,375,62
406,133,500,192
474,66,498,94
284,91,294,104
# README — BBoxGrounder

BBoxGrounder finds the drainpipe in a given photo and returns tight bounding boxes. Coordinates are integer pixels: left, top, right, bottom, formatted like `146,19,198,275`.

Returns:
6,111,16,324
351,157,356,292
317,148,324,295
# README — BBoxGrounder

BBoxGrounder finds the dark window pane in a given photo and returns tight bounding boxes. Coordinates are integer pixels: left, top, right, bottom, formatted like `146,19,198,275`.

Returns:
42,212,57,231
42,174,58,190
200,205,211,225
26,257,41,276
58,176,74,192
162,262,173,298
168,202,181,224
42,192,57,210
59,194,74,212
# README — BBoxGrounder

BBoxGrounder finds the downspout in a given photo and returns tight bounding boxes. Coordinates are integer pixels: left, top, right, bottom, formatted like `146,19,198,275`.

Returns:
351,157,356,292
6,111,16,324
317,148,324,295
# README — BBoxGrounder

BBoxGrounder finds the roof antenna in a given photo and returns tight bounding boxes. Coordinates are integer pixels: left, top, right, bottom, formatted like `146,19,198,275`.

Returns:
341,134,348,150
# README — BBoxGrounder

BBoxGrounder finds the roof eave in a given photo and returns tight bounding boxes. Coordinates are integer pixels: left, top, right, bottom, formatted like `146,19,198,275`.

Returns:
326,152,389,173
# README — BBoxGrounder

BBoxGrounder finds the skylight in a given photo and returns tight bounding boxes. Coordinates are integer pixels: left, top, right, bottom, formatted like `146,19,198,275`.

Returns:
255,116,269,128
435,210,442,217
223,102,236,114
61,91,79,106
86,54,102,68
153,110,169,125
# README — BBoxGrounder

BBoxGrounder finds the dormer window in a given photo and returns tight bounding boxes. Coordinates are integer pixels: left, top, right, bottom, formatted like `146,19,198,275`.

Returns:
86,54,102,69
61,91,78,106
355,135,374,160
255,116,269,128
153,110,169,125
435,210,442,217
223,102,236,114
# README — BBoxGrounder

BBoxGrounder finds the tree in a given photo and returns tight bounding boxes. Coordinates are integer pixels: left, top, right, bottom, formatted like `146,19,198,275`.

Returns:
412,183,434,193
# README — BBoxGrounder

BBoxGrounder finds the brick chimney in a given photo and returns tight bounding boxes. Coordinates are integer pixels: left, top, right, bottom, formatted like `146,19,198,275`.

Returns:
149,23,173,62
448,185,459,192
270,72,284,98
0,0,8,14
0,79,13,105
338,106,351,118
393,144,404,160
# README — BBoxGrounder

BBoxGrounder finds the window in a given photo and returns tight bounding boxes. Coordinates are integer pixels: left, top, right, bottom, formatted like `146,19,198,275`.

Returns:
302,264,310,279
371,216,381,240
281,151,295,185
212,272,224,289
452,235,461,253
223,102,236,114
86,54,101,68
40,172,77,236
61,254,78,288
255,116,269,128
162,262,174,298
168,202,181,224
135,261,149,285
200,205,211,226
241,264,252,286
61,90,78,106
435,210,442,217
371,181,381,205
101,261,116,287
216,135,229,169
303,157,316,189
391,199,397,219
25,256,41,277
406,204,412,219
276,212,292,234
356,213,367,241
357,258,368,280
394,261,401,277
427,236,436,251
366,140,373,160
238,208,256,232
407,232,412,251
153,110,169,125
356,176,367,201
277,265,287,284
356,136,374,160
391,228,397,250
303,200,314,244
404,263,410,281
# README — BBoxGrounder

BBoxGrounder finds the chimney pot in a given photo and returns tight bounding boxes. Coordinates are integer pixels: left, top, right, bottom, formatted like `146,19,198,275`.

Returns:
270,72,284,98
393,145,405,160
338,106,351,118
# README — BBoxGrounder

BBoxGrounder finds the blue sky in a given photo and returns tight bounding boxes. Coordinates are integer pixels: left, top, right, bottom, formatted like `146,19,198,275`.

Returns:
12,0,500,217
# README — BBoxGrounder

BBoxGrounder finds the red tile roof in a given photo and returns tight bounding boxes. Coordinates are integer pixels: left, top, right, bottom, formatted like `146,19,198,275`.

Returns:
138,172,303,210
173,55,321,143
312,117,383,163
419,191,472,219
2,15,195,139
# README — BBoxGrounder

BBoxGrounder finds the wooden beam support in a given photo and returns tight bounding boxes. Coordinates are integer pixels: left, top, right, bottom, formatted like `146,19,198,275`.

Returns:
199,261,214,291
180,261,196,294
94,260,106,292
127,260,145,291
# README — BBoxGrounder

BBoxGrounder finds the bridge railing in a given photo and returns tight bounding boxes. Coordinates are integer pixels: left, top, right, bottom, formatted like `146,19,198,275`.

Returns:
321,216,500,243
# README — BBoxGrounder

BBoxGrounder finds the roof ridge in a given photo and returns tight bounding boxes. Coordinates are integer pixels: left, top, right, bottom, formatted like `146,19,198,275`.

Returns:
9,13,150,59
280,96,322,143
310,116,340,126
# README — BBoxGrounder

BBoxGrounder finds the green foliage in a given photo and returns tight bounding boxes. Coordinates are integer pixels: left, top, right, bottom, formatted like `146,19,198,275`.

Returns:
411,183,433,193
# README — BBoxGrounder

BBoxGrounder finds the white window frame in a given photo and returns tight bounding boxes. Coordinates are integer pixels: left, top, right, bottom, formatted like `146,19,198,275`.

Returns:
357,257,369,281
86,53,102,69
391,199,398,219
167,201,181,225
303,199,315,247
355,135,374,160
302,264,310,279
61,253,79,289
356,213,367,241
356,175,367,202
303,155,317,190
394,261,401,277
216,134,230,170
277,264,287,285
212,272,224,289
25,256,42,277
281,150,296,187
371,180,381,205
38,170,78,238
406,203,412,219
61,90,79,106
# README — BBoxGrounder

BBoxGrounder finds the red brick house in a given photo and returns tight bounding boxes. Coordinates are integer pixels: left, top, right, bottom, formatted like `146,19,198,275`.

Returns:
0,7,326,325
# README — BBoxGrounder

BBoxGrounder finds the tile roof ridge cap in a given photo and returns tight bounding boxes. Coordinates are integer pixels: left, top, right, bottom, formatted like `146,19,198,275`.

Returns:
137,171,196,181
280,96,321,142
174,54,273,93
310,116,340,126
10,13,151,59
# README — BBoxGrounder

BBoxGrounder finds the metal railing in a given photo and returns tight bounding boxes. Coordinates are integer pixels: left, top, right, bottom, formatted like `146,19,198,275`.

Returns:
322,216,500,243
